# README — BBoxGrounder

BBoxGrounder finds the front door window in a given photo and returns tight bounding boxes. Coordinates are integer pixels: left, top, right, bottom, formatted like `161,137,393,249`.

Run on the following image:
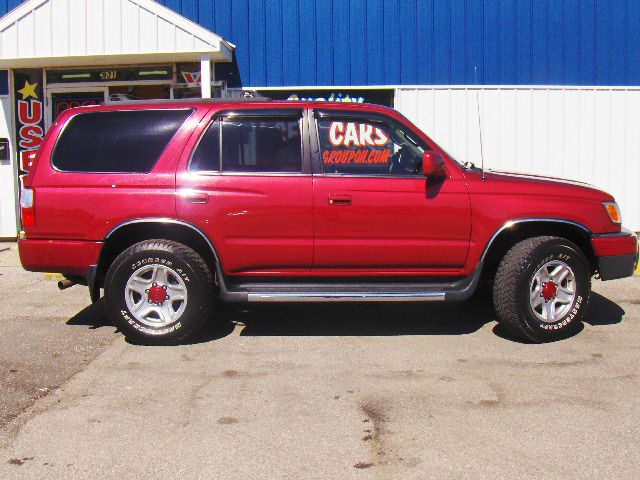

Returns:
316,116,428,176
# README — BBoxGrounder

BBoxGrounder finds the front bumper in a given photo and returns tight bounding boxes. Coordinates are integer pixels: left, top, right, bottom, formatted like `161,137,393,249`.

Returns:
591,228,639,281
598,253,638,281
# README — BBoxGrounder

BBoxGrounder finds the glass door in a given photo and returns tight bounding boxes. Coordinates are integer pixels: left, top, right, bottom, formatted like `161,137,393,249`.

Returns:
46,87,108,128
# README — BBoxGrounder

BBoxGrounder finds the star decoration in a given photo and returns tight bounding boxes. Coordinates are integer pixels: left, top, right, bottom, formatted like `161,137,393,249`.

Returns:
17,80,38,100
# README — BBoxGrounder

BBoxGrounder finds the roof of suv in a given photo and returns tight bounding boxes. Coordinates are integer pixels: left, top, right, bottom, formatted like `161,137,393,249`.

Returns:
67,98,399,117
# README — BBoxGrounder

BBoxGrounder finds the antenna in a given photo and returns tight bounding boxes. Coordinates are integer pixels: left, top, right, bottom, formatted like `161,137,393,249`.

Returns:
474,66,485,181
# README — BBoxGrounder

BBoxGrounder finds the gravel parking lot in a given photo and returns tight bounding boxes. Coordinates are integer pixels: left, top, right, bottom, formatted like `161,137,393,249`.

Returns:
0,242,638,479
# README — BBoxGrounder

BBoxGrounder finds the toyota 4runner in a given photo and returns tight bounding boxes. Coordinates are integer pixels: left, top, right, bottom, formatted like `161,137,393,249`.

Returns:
18,99,639,344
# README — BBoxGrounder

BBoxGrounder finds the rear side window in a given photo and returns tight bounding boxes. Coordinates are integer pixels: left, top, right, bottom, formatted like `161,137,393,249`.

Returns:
52,109,192,173
222,118,302,173
190,113,303,173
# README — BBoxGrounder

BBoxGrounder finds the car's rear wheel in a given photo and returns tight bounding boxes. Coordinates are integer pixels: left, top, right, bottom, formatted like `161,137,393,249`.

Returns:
104,239,214,344
493,236,591,342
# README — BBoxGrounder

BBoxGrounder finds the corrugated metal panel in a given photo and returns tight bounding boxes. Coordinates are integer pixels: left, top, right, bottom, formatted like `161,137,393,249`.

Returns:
0,0,637,87
395,87,640,231
145,0,640,87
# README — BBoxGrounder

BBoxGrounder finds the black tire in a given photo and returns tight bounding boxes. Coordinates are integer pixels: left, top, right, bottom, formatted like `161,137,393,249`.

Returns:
104,239,214,345
493,236,591,343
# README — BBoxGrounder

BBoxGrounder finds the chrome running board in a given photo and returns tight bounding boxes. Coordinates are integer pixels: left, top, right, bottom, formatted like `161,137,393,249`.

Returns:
219,263,484,303
247,291,446,302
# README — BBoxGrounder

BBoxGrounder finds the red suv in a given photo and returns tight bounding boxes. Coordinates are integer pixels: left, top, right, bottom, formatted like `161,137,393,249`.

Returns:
18,100,639,344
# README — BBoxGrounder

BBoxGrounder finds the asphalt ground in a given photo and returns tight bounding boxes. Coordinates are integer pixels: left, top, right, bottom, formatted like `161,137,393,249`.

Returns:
0,243,118,428
0,242,638,479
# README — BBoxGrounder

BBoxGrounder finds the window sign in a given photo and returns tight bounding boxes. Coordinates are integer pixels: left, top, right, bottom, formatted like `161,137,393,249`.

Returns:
317,117,428,176
176,63,202,86
51,92,105,121
319,120,391,174
257,89,394,107
289,92,364,103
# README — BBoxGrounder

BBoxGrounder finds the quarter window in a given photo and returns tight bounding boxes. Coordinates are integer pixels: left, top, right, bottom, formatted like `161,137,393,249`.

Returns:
190,120,220,172
317,117,429,176
52,109,192,173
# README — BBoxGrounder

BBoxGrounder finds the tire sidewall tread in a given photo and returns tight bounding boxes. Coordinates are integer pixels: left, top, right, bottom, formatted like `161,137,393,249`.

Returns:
493,236,591,343
104,239,214,345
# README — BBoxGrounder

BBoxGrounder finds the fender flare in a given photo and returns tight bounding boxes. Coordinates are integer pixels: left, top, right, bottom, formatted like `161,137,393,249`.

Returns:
97,217,228,297
479,217,592,264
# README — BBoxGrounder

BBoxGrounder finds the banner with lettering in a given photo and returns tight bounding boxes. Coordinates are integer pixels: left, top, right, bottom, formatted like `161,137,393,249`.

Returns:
13,69,44,173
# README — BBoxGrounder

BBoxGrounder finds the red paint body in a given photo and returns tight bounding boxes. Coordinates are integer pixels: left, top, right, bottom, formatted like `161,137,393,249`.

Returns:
18,100,638,282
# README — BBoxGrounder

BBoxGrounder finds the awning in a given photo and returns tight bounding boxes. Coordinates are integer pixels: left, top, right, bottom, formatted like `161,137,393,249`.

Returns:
0,0,235,68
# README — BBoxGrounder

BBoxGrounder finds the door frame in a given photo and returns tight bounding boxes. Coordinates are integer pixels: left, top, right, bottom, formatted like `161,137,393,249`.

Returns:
45,86,109,129
307,106,472,271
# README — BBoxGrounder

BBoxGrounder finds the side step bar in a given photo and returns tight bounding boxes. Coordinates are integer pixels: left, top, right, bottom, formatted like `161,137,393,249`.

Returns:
217,262,484,303
247,292,446,302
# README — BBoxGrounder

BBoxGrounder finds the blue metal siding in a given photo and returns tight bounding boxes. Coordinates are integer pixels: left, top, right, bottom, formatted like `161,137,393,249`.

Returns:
0,0,638,87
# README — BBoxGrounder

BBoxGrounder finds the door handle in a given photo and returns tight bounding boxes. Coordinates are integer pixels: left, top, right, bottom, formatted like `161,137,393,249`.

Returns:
181,191,209,204
328,194,352,206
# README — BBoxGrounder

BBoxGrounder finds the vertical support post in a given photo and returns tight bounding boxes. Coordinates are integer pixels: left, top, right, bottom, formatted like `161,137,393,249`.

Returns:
200,54,211,99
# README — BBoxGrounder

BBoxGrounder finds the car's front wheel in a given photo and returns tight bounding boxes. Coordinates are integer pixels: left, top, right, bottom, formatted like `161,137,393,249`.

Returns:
104,239,214,344
493,236,591,342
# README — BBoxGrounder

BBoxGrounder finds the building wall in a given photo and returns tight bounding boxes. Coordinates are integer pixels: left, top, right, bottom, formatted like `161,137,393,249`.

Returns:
395,86,640,231
155,0,639,88
0,95,17,237
1,0,636,88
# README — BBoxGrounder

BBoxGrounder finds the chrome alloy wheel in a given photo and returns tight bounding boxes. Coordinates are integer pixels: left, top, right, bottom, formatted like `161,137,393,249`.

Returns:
125,264,188,327
529,260,576,323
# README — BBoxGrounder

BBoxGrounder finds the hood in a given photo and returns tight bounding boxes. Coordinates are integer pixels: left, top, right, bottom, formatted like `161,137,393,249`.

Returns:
470,168,614,202
487,169,595,188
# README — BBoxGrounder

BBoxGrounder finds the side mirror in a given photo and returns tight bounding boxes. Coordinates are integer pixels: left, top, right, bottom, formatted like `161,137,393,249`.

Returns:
422,151,446,177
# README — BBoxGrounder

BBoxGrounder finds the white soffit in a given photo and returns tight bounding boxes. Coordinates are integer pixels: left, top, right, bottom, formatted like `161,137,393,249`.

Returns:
0,0,235,68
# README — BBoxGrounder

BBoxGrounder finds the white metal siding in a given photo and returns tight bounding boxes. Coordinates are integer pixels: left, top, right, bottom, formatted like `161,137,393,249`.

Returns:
395,87,640,232
0,96,17,238
0,0,231,63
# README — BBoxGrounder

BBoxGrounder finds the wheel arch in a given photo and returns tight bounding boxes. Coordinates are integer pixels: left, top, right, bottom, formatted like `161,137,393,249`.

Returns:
480,219,596,285
97,219,222,288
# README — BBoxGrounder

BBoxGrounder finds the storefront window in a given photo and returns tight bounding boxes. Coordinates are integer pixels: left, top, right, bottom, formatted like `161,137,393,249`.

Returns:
173,85,222,99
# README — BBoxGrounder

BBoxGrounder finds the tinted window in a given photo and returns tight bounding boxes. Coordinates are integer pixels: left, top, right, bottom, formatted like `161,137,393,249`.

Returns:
317,117,429,176
221,118,302,173
53,109,192,173
190,120,220,172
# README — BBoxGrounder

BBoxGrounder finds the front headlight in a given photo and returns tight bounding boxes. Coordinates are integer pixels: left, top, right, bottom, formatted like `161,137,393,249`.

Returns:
603,201,622,224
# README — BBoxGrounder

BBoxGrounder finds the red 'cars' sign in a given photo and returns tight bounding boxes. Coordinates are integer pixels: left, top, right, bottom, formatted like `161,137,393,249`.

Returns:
322,122,391,166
